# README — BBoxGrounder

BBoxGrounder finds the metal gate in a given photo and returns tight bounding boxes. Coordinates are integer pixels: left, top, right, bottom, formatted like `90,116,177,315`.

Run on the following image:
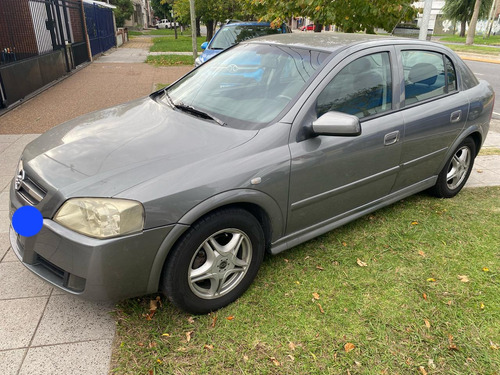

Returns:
84,2,115,56
0,0,90,108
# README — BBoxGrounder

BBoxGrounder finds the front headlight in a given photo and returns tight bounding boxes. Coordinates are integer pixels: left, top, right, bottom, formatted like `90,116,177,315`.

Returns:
54,198,144,239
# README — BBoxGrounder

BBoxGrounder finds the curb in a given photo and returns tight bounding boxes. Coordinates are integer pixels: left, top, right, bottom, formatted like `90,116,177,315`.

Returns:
458,55,500,64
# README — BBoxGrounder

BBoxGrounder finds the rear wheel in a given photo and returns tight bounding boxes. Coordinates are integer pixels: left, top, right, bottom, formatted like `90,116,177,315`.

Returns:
430,137,476,198
162,208,265,314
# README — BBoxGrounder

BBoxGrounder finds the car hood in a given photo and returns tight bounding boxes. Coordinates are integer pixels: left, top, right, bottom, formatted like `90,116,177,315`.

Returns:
23,96,258,198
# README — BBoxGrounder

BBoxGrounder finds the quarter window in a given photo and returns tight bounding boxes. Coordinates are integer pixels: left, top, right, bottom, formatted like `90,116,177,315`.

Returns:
402,50,456,105
316,52,392,119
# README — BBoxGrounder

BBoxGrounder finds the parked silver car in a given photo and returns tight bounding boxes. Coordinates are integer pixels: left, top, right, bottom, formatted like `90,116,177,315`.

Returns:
9,33,494,314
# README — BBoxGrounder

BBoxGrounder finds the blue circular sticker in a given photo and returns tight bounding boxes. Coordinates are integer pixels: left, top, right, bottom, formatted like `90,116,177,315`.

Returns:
12,206,43,237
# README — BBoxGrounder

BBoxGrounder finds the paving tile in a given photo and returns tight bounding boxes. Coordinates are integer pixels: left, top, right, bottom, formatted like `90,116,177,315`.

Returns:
19,340,113,375
3,249,18,262
0,211,10,234
0,175,12,191
0,348,26,375
32,294,115,346
0,135,22,143
0,160,17,176
0,297,48,350
0,142,10,153
0,191,9,210
0,232,9,260
0,262,53,300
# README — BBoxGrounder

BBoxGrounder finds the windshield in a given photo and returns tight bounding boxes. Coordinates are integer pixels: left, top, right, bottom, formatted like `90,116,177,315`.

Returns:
164,43,330,129
210,25,281,50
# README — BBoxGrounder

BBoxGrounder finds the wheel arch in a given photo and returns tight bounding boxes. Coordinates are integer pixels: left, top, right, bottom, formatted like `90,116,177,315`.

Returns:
146,189,285,293
436,128,482,174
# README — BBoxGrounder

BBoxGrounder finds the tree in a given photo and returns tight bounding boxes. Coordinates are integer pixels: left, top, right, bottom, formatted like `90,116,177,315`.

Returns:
109,0,134,27
443,0,492,37
467,0,483,44
243,0,418,33
151,0,171,19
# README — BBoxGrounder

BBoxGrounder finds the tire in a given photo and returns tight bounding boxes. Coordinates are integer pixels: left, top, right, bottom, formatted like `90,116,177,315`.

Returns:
430,137,476,198
162,208,265,314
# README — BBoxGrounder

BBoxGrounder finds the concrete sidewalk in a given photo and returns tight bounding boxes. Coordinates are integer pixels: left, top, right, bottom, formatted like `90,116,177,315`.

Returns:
0,37,499,375
0,42,192,375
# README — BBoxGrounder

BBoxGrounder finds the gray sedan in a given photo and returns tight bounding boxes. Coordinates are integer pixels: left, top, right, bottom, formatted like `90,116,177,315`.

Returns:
9,33,495,313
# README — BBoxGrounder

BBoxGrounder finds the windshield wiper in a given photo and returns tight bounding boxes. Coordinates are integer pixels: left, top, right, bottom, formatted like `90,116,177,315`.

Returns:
164,91,175,108
175,102,227,126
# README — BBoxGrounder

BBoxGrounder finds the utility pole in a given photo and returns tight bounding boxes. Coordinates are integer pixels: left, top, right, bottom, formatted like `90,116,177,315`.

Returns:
189,0,197,63
419,0,433,40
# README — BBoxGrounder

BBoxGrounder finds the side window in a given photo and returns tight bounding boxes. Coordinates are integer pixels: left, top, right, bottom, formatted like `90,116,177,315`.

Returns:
402,50,448,104
445,56,457,92
316,52,392,119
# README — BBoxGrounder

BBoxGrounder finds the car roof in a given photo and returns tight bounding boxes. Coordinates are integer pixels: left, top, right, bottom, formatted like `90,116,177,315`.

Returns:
246,32,445,53
223,21,271,28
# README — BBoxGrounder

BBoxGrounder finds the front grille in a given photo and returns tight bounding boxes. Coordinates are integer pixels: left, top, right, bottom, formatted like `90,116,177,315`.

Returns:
17,174,47,205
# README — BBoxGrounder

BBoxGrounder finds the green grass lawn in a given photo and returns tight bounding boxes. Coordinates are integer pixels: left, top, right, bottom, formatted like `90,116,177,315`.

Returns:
146,55,194,66
149,36,206,52
445,44,500,56
440,35,500,46
111,187,500,374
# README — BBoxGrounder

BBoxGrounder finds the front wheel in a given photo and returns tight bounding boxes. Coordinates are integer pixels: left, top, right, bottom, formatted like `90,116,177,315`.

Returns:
430,137,476,198
162,208,265,314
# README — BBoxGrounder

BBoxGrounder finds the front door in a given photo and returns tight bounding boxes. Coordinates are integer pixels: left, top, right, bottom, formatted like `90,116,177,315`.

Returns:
287,49,404,236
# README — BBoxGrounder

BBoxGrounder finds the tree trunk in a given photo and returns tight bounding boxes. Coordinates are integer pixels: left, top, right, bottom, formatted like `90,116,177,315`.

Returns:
196,17,201,37
206,20,214,41
460,16,467,37
314,23,323,32
466,0,482,45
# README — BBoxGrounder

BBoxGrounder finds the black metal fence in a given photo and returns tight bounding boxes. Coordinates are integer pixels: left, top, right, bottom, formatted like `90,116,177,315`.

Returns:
0,0,89,68
0,0,91,108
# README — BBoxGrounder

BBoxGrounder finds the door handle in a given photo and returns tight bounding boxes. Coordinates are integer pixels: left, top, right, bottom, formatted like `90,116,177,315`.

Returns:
450,110,462,123
384,131,400,146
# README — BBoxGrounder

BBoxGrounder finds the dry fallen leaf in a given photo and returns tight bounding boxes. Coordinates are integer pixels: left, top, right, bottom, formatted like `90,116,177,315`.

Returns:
284,258,289,263
477,169,483,173
211,315,217,328
156,359,162,364
270,357,281,366
316,265,324,271
287,354,295,361
490,340,500,350
448,334,458,351
295,281,300,285
148,342,157,348
344,343,356,353
411,221,419,225
186,331,193,343
480,303,485,310
187,316,195,324
226,316,235,321
318,303,325,314
458,275,470,282
418,366,428,375
312,292,320,300
288,342,296,351
203,344,214,350
427,278,436,282
243,355,249,362
161,333,170,337
418,250,426,257
483,267,490,272
424,319,431,329
356,258,368,267
150,299,158,312
422,293,427,300
342,241,347,247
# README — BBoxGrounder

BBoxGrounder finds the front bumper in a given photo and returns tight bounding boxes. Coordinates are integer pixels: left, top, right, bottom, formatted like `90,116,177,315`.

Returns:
9,184,173,301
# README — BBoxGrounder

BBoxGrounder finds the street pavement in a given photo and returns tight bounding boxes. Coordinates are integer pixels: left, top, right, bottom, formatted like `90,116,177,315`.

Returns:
0,36,500,375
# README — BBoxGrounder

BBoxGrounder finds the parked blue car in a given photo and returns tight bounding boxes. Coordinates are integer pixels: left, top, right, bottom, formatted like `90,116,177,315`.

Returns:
195,21,290,66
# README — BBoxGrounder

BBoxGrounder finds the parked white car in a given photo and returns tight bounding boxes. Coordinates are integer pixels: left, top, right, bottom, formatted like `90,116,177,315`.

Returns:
156,19,169,29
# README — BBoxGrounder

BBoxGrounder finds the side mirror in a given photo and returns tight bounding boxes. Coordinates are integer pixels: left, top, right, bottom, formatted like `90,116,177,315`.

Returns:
312,112,361,136
201,42,208,50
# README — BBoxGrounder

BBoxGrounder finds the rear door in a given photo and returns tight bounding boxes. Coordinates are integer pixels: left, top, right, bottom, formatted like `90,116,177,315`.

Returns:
391,47,470,191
